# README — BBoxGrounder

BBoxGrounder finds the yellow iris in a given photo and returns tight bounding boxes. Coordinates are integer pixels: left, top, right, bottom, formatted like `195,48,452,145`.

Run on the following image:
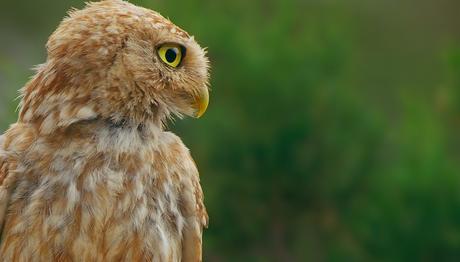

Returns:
157,44,184,68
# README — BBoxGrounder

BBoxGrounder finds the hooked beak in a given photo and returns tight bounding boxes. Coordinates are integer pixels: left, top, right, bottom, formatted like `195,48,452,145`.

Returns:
192,87,209,118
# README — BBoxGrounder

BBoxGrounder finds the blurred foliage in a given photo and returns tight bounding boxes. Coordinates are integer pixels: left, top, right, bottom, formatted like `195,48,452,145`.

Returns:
1,0,460,261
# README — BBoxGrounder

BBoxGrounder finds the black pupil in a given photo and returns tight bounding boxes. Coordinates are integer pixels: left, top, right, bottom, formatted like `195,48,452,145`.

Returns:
165,48,178,63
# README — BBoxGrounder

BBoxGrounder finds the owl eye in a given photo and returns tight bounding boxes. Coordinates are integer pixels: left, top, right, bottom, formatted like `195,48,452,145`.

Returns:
157,44,185,68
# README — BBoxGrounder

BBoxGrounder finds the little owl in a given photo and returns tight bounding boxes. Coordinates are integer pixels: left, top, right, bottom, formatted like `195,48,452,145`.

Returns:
0,0,209,261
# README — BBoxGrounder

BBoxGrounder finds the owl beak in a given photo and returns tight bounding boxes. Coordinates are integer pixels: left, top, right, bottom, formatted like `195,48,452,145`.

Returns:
193,87,209,118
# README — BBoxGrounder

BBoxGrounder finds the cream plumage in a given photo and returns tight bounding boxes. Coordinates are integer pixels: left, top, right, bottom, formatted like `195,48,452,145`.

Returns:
0,0,209,261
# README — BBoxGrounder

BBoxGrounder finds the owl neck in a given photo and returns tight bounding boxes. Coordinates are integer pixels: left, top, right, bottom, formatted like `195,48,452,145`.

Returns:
18,62,168,136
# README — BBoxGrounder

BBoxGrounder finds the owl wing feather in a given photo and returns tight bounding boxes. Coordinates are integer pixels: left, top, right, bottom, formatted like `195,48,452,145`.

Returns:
169,133,208,262
181,170,208,262
0,134,14,238
0,124,31,240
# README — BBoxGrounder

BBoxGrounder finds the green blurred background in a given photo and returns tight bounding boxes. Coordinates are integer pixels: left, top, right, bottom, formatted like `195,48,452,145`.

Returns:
1,0,460,261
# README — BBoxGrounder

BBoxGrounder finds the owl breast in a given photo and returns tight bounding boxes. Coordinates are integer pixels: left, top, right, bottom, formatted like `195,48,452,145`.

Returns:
0,121,193,261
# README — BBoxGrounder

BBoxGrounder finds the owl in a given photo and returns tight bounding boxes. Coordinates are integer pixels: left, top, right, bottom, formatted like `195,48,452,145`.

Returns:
0,0,209,261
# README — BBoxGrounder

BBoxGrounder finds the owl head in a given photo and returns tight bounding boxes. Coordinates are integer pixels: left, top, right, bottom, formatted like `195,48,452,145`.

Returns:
19,0,209,132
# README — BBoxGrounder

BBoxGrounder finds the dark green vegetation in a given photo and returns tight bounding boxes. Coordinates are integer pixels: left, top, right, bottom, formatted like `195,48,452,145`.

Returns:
1,0,460,260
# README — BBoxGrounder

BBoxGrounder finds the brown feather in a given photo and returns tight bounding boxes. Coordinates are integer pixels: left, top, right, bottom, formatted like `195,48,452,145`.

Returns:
0,1,209,261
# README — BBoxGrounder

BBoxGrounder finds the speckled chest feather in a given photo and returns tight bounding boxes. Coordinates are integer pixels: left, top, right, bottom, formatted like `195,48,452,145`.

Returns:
0,121,206,261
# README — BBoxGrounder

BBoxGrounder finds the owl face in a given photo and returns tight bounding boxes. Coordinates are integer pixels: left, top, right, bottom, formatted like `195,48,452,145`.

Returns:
44,0,209,125
119,19,210,121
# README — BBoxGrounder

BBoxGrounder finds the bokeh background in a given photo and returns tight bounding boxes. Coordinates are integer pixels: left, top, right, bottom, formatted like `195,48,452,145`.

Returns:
1,0,460,261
